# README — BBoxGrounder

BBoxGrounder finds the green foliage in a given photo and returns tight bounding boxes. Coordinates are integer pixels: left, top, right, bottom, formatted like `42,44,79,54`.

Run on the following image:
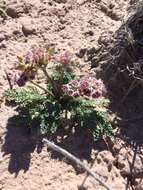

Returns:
4,86,46,106
39,101,61,134
4,47,114,140
5,87,114,140
52,70,76,84
5,87,61,134
67,97,114,140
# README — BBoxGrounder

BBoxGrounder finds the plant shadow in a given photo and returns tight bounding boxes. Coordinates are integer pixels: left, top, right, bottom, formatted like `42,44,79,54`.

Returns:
1,115,44,177
1,115,109,177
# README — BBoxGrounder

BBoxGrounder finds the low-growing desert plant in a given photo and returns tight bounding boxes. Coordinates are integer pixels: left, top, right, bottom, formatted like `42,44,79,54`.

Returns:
4,45,114,140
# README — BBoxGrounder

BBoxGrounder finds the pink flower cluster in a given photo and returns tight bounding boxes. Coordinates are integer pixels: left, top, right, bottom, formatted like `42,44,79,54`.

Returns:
10,47,49,87
63,76,106,98
24,49,71,66
24,47,45,64
55,52,71,65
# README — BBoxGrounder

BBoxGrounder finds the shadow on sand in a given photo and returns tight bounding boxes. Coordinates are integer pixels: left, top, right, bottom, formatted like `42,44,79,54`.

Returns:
1,115,109,177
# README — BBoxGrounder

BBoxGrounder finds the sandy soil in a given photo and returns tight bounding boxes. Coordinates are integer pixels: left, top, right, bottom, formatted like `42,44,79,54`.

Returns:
0,0,142,190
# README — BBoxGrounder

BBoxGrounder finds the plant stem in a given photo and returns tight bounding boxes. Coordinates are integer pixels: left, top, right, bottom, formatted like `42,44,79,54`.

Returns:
30,80,54,97
41,67,61,99
42,67,53,83
4,70,13,89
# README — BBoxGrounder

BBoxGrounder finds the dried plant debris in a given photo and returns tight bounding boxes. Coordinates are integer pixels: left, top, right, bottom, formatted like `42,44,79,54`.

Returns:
0,1,7,19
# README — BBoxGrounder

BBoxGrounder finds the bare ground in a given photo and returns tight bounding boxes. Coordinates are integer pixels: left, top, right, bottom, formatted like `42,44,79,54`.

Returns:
0,0,143,190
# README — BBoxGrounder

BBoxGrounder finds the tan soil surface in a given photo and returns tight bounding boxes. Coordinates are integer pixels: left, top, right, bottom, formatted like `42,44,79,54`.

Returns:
0,0,142,190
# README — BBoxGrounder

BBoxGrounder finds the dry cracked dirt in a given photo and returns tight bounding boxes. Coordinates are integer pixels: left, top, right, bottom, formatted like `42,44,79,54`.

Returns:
0,0,143,190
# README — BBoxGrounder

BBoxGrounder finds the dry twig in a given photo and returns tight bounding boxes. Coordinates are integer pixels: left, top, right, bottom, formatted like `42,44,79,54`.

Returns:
42,138,113,190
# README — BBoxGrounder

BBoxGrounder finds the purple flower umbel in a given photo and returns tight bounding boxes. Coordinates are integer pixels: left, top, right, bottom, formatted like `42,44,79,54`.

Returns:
55,52,71,65
7,69,36,87
63,76,106,98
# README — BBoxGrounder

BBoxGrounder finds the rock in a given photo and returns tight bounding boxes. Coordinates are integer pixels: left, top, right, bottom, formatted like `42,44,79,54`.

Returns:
99,1,122,21
52,7,67,17
115,148,143,179
98,33,110,46
0,34,5,42
135,185,143,190
54,0,67,3
6,7,19,18
76,48,87,58
99,150,114,164
93,165,108,180
107,161,113,172
108,10,122,21
121,165,143,179
6,2,31,18
13,29,22,36
84,30,94,36
112,144,121,156
77,0,86,5
96,155,102,164
21,19,36,36
115,154,127,170
0,42,6,49
22,25,35,36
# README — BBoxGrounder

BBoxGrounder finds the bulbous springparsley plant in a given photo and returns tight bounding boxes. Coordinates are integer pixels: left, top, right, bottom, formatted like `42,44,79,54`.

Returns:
4,45,114,140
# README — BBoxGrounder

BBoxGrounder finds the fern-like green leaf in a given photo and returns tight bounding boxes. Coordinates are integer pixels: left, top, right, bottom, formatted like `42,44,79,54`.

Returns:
4,86,46,106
